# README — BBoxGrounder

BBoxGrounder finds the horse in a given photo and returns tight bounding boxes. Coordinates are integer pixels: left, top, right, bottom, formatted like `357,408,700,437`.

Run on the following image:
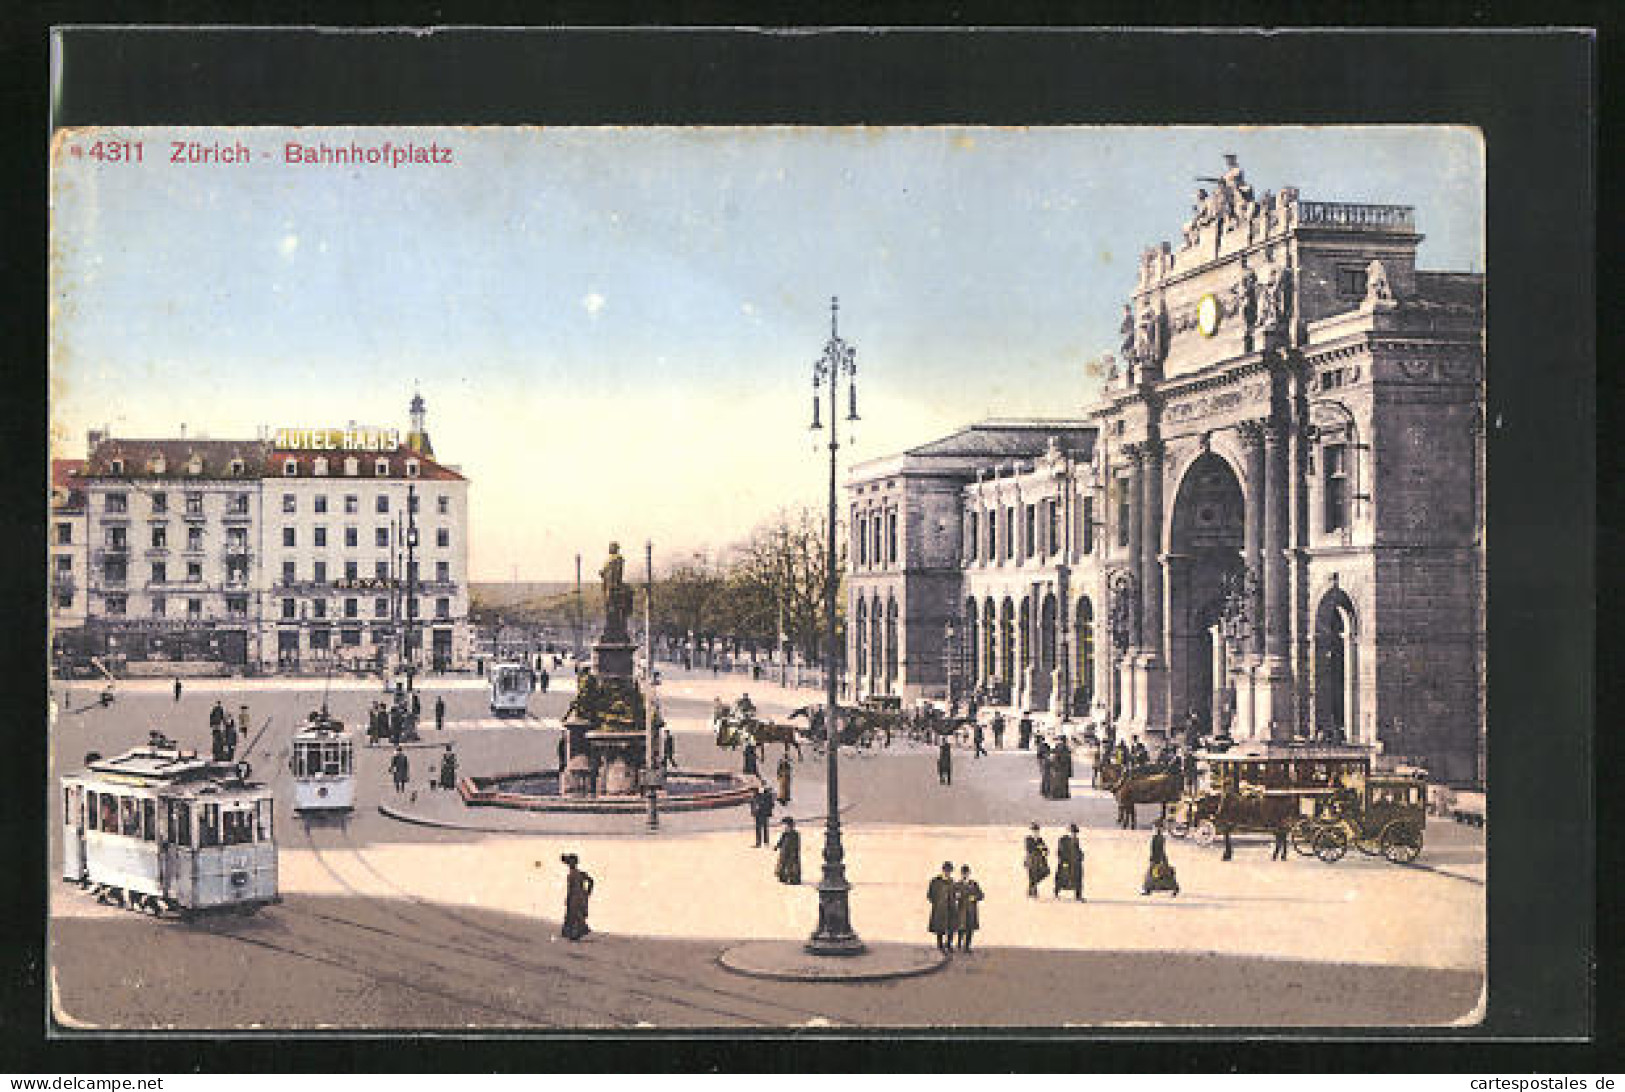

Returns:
1095,761,1128,793
1115,772,1182,829
743,719,803,759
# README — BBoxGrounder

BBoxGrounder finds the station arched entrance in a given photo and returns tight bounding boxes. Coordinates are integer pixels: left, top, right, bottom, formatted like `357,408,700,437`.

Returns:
1166,452,1247,737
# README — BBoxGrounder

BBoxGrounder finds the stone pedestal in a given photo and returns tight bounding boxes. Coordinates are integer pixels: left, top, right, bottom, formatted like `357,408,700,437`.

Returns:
593,640,637,680
1125,653,1168,739
589,730,647,794
1253,657,1296,741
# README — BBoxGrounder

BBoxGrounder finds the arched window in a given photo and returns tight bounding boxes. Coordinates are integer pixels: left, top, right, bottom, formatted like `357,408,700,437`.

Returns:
1076,597,1095,708
854,598,868,678
884,598,899,691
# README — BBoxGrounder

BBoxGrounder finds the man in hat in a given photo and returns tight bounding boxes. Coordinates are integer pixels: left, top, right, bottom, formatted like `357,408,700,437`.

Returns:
438,743,459,791
776,753,793,805
209,700,226,733
389,745,410,795
1142,821,1180,896
173,677,182,703
773,817,801,885
991,711,1006,750
1023,824,1050,898
1055,823,1085,901
927,861,958,953
434,694,446,731
742,739,759,778
1051,738,1073,800
937,737,954,786
1018,714,1033,750
662,731,676,769
954,864,984,952
973,720,987,759
556,854,594,940
751,785,775,847
1036,735,1053,797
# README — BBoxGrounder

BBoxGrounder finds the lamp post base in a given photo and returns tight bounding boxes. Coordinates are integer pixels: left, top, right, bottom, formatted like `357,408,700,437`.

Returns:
806,871,865,956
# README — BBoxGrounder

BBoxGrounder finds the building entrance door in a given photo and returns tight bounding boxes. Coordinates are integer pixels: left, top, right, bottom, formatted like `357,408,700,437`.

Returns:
1166,453,1246,735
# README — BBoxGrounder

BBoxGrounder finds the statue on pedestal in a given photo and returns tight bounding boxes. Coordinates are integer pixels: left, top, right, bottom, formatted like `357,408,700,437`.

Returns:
599,542,634,642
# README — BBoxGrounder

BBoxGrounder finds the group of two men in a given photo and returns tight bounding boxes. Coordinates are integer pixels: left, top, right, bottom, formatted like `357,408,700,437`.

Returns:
207,701,240,763
926,862,985,953
1023,823,1087,900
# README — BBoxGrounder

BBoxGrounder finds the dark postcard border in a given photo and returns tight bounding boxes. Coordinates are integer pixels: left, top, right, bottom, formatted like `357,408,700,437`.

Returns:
4,21,1600,1073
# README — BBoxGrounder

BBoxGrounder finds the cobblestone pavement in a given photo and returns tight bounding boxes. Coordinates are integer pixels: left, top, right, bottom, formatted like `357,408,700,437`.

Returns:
47,676,1485,1029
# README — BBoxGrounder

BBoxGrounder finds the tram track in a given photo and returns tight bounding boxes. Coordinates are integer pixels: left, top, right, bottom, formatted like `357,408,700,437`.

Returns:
296,822,813,1027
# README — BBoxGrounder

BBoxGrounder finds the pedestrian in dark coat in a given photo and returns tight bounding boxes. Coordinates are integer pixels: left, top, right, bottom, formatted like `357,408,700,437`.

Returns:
973,722,987,758
173,678,182,702
557,733,568,773
662,732,676,769
992,712,1006,750
953,865,984,951
1273,821,1290,861
211,725,226,763
558,854,594,940
927,862,957,952
1222,822,1235,861
1024,824,1050,897
540,669,550,693
751,787,775,846
438,745,458,791
411,692,422,719
223,716,238,760
1018,716,1033,750
773,818,801,885
1052,741,1073,800
389,706,403,746
937,738,953,785
1142,823,1180,896
743,741,759,777
776,755,793,805
434,695,445,731
209,701,226,730
1036,736,1052,797
1055,823,1085,900
389,746,410,794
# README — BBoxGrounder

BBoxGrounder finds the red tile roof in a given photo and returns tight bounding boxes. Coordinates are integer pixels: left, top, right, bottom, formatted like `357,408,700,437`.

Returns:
52,459,86,490
267,444,466,482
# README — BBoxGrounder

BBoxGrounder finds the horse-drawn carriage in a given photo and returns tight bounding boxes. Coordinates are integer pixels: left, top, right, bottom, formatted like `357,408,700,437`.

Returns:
1288,767,1429,864
713,698,802,752
1165,745,1369,842
787,703,876,751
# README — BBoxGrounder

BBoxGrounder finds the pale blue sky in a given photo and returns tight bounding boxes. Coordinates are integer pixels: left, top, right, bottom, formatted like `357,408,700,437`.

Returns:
50,126,1483,579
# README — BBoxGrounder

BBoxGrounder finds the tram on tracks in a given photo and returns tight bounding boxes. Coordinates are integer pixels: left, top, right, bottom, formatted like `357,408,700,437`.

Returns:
290,710,356,813
60,733,279,917
489,661,534,717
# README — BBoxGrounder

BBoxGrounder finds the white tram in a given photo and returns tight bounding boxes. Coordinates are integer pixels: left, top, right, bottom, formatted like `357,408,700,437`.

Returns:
290,711,356,812
60,735,279,916
489,662,534,717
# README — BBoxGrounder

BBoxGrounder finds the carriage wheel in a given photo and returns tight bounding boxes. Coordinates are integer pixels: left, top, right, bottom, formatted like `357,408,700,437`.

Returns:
1313,826,1348,862
1380,822,1423,864
1289,819,1319,856
1193,819,1217,846
1354,829,1385,857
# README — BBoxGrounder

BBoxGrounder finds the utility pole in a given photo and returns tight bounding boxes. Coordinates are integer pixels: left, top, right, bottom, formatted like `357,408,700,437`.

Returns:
574,553,584,660
645,539,660,832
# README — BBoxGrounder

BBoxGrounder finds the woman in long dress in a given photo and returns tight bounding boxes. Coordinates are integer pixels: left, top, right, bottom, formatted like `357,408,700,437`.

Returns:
559,853,595,939
1141,823,1180,897
774,817,801,884
1023,823,1050,898
776,755,793,805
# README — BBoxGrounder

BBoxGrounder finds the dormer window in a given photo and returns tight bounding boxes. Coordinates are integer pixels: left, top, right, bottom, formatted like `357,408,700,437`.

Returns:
109,459,125,475
228,458,244,477
405,459,420,478
374,458,390,476
187,455,202,476
149,454,166,475
313,456,329,476
344,457,359,477
283,459,298,477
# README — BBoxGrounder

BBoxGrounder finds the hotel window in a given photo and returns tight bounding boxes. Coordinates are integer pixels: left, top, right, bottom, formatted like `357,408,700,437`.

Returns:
229,459,245,477
435,597,450,619
374,458,389,476
341,628,361,647
374,561,389,580
57,593,72,610
226,527,247,551
282,598,296,620
283,493,296,513
313,561,327,583
344,494,359,514
106,492,127,514
187,526,203,551
283,460,298,477
109,459,125,475
345,561,358,581
106,595,126,616
151,524,167,549
103,559,126,583
187,561,202,582
344,457,359,476
406,460,420,478
149,455,167,475
314,526,327,548
375,527,389,548
185,492,202,516
57,522,72,545
151,596,165,617
344,598,359,619
150,493,167,514
344,527,358,548
375,597,389,618
407,598,420,619
436,561,449,583
230,493,249,514
313,457,329,477
151,561,167,584
407,561,419,584
437,495,449,515
312,599,327,619
187,598,201,618
376,495,389,514
436,527,450,548
227,596,247,618
106,526,127,549
314,495,328,514
55,555,71,574
282,560,296,584
1323,443,1351,533
187,455,202,475
284,527,296,547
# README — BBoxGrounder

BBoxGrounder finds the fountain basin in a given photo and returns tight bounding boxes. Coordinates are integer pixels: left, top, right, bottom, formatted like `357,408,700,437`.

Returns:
458,768,758,814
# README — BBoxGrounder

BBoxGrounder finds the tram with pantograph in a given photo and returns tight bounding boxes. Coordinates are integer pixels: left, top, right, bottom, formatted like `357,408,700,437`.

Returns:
60,733,279,917
290,709,356,813
489,661,534,717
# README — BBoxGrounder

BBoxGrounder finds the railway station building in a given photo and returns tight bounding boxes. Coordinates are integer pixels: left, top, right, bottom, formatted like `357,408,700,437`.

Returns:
847,158,1485,785
54,393,474,677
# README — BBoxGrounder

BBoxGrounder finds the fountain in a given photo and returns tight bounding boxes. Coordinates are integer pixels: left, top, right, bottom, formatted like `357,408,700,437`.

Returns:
458,542,757,815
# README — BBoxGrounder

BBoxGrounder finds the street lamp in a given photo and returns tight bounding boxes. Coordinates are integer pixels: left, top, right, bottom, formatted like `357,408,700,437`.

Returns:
806,296,864,957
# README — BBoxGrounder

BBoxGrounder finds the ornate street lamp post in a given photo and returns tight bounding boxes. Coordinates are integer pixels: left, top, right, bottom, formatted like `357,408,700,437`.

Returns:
806,296,864,956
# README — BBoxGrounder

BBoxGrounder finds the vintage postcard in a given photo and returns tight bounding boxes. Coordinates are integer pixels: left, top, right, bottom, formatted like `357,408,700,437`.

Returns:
48,123,1487,1030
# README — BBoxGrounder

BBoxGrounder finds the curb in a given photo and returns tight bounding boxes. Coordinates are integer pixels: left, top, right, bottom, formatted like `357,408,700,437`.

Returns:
717,940,950,983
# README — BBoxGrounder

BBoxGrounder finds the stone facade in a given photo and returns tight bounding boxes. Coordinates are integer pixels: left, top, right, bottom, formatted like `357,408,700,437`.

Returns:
847,159,1485,785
